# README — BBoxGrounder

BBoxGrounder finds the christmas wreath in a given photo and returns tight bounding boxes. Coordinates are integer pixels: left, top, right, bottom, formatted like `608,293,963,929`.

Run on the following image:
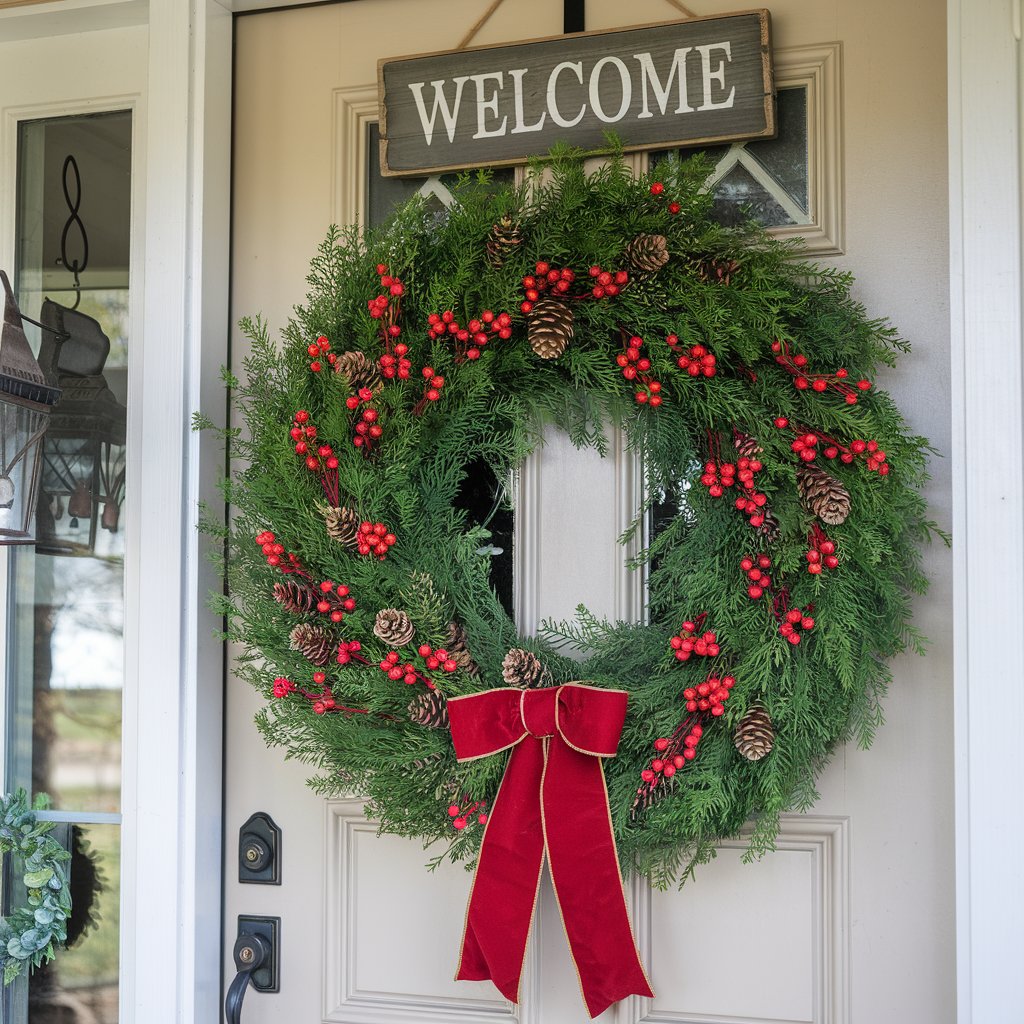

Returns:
0,791,72,985
208,151,936,887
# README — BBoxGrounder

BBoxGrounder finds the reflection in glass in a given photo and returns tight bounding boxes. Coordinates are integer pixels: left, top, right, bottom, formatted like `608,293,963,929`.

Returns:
653,87,810,229
7,109,130,1023
28,824,119,1024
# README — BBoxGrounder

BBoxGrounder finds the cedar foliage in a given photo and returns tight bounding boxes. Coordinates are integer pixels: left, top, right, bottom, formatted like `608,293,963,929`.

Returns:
202,150,939,886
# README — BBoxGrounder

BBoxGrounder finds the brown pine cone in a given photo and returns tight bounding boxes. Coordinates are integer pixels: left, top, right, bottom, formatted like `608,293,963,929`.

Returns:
624,233,669,275
373,608,415,647
334,350,383,395
501,648,545,688
697,257,740,284
485,214,524,269
273,579,317,615
796,464,852,526
322,505,361,548
446,621,480,677
733,704,775,761
408,688,449,730
289,623,335,667
733,431,763,458
527,298,573,360
757,509,781,544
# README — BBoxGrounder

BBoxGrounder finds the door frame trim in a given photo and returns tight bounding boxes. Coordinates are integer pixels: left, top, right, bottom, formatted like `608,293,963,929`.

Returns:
947,0,1024,1018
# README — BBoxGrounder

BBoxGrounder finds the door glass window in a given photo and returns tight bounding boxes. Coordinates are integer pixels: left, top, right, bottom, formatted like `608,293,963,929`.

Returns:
5,109,130,1024
652,86,810,228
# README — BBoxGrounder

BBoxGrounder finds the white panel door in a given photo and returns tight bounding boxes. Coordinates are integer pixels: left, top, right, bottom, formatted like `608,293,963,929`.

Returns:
227,3,954,1023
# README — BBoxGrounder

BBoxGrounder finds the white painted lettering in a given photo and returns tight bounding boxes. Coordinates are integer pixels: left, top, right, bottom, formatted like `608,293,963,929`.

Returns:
696,43,735,111
509,68,547,134
633,48,694,118
407,77,470,145
547,61,586,128
589,55,632,123
470,71,508,139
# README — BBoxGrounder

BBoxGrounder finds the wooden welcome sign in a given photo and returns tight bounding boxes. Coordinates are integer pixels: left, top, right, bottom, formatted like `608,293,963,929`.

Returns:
378,11,774,176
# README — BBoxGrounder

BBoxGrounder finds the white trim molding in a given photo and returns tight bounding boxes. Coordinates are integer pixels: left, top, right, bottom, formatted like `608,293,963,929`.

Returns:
769,42,844,255
948,0,1024,1021
621,816,849,1024
324,798,539,1024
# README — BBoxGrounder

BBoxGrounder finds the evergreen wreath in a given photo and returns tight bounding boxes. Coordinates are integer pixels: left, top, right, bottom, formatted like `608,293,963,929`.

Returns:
0,790,72,985
206,151,938,885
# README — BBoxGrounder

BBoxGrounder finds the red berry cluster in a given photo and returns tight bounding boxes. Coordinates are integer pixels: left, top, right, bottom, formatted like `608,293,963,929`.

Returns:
641,736,687,784
254,530,302,572
779,606,815,645
356,520,396,559
700,455,769,528
315,579,356,622
379,643,457,688
379,345,411,380
417,643,459,674
667,335,716,377
272,672,369,718
683,674,736,716
773,418,890,476
521,262,575,313
648,181,682,215
379,651,431,687
306,334,336,373
740,554,774,599
336,639,366,665
368,264,405,340
771,338,871,404
345,387,383,453
586,264,630,299
418,366,445,404
669,619,720,661
448,798,489,831
806,526,839,575
790,431,820,462
292,409,342,504
616,336,663,406
427,309,512,361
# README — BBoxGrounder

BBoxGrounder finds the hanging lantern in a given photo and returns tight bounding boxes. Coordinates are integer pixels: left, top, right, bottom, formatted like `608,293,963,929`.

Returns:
0,272,61,544
35,298,126,556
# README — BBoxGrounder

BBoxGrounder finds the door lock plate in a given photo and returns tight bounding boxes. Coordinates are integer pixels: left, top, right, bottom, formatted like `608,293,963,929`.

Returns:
236,915,280,993
238,812,281,884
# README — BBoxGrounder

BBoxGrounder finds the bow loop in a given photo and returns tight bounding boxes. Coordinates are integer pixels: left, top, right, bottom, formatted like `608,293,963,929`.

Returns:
447,681,652,1018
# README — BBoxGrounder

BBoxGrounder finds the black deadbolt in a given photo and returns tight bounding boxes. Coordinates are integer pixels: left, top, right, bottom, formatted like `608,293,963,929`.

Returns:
238,812,281,884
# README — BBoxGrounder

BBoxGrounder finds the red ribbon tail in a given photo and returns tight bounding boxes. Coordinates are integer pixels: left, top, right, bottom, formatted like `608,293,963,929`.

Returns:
544,736,654,1018
456,738,545,1004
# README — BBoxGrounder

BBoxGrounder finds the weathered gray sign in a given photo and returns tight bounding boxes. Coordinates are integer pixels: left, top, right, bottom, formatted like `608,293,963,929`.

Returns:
378,11,774,176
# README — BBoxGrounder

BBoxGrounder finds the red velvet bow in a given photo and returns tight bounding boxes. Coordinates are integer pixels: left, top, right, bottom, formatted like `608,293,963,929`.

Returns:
447,683,654,1018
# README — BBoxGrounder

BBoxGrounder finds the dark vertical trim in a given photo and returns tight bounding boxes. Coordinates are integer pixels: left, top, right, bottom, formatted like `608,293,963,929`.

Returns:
563,0,584,34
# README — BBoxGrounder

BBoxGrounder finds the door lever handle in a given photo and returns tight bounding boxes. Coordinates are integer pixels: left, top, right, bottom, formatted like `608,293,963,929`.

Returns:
224,918,280,1024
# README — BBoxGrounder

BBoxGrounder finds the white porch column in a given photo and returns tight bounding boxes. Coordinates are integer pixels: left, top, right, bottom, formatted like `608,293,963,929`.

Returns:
949,1,1024,1020
123,1,231,1021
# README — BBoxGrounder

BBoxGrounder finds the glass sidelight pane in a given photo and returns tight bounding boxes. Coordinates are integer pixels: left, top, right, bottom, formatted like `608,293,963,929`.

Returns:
5,109,130,1024
27,823,120,1024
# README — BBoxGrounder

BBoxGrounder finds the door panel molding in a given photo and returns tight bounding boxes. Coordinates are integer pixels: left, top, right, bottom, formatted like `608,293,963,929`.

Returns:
622,816,849,1024
324,798,541,1024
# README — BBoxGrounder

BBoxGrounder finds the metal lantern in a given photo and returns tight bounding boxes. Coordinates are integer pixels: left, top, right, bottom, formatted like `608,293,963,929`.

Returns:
35,298,126,556
0,271,62,544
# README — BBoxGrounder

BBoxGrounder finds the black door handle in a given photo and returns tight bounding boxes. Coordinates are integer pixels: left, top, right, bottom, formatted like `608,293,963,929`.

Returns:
224,918,279,1024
